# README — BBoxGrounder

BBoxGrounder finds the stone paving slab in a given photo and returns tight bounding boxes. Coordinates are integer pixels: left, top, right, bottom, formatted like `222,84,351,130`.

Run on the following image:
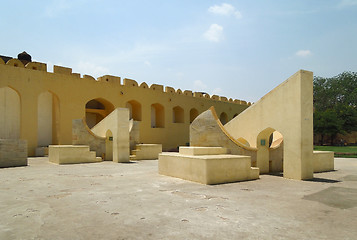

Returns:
0,157,356,240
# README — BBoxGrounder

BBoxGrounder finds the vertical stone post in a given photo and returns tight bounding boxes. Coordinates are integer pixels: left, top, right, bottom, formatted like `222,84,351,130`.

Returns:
112,108,130,163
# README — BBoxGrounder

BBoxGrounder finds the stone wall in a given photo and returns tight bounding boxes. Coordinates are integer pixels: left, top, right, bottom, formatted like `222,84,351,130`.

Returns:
0,139,27,167
72,119,105,157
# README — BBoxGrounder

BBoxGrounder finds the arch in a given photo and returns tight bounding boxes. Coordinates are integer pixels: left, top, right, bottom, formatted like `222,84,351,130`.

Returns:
126,100,142,121
268,131,284,173
176,89,183,94
151,103,165,128
85,98,114,129
173,106,184,123
219,112,228,125
190,108,199,123
37,91,60,146
105,130,113,161
0,86,20,139
256,128,285,173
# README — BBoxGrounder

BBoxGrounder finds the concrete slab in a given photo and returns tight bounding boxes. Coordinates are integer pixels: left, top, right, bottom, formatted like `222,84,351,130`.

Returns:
0,157,356,239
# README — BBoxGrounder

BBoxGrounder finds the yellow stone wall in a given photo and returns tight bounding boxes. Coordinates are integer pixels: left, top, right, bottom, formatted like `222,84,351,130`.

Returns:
0,59,250,156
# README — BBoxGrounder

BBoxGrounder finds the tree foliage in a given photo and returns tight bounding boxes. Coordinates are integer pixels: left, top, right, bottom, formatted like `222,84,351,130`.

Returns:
313,71,357,144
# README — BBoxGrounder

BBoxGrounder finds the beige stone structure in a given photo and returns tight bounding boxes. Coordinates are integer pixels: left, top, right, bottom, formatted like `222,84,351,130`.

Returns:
0,52,249,156
130,144,162,160
0,139,27,167
313,151,334,173
159,147,259,184
159,70,334,183
48,145,101,164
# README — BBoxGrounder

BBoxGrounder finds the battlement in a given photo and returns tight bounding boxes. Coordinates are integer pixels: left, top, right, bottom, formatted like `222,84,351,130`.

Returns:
0,54,251,106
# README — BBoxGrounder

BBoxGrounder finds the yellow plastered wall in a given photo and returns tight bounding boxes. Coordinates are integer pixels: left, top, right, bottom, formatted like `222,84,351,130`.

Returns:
0,61,249,156
224,70,314,180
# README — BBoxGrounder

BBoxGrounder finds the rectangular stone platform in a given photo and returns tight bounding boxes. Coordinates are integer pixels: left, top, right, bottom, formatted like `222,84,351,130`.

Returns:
49,145,102,164
159,147,259,185
131,144,162,160
0,139,27,168
313,151,334,173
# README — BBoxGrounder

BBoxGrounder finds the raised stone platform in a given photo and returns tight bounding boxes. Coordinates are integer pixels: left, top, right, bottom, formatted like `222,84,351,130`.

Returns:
158,147,259,185
313,151,334,172
0,139,27,168
179,146,228,155
130,144,162,160
49,145,102,164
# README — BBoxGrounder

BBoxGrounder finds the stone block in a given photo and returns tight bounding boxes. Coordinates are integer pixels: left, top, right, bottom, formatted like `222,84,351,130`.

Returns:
0,139,27,168
131,144,162,160
159,151,259,185
49,145,102,164
313,151,334,172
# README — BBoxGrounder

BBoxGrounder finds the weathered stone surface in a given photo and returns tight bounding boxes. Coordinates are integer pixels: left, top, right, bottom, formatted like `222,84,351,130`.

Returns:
159,146,259,185
190,107,258,163
72,119,105,157
0,139,27,167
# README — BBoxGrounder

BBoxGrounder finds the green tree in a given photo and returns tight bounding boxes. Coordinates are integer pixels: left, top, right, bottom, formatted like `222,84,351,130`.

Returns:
313,71,357,145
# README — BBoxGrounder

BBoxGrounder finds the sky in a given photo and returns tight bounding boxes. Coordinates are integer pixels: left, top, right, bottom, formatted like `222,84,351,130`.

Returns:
1,0,357,102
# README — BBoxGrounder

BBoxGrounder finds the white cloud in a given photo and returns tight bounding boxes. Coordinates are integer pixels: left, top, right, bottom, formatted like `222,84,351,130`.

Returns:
204,24,224,42
76,61,109,78
296,50,312,57
208,3,242,19
144,60,151,66
339,0,357,7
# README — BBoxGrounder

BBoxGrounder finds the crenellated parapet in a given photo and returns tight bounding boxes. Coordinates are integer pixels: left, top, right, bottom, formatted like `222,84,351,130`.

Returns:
0,55,251,106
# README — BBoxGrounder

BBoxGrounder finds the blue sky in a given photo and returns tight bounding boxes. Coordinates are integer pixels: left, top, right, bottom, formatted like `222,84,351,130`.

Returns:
1,0,357,102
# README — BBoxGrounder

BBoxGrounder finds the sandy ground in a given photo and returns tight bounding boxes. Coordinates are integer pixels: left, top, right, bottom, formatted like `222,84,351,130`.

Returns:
0,157,356,240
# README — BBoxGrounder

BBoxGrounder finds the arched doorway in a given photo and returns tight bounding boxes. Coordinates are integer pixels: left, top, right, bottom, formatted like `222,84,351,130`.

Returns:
173,106,184,123
126,100,141,121
151,103,164,128
85,98,114,128
219,112,228,125
105,130,113,161
256,128,284,174
37,91,60,146
269,131,284,173
0,87,20,139
190,108,199,123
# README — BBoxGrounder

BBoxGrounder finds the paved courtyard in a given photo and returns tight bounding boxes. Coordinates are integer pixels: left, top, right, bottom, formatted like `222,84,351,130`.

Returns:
0,157,356,240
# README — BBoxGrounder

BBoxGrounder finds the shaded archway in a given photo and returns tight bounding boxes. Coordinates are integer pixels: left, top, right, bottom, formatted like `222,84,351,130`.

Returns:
126,100,141,121
0,86,20,139
37,91,60,146
269,131,284,173
190,108,199,123
256,128,284,174
173,106,184,123
219,112,228,125
151,103,164,128
85,98,114,128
